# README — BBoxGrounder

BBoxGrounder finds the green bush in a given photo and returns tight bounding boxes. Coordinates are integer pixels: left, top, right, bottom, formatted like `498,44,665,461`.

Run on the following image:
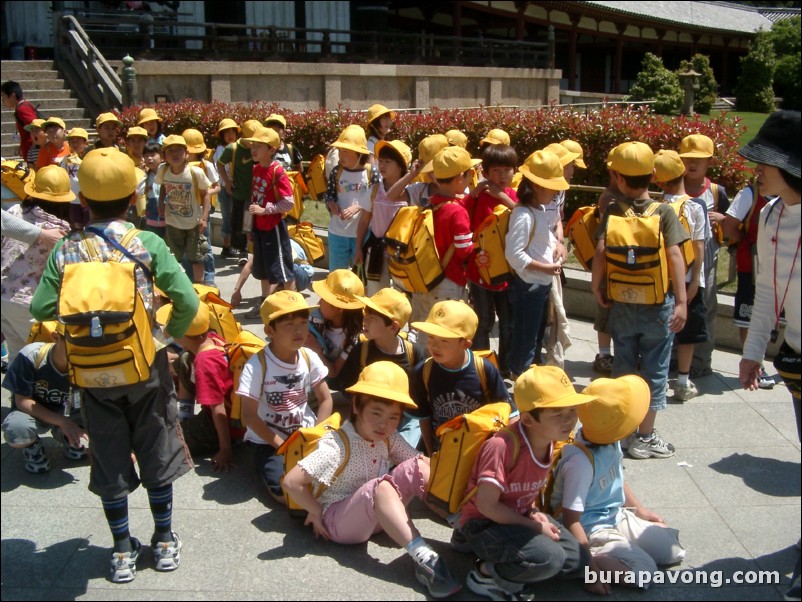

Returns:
768,16,801,110
677,54,718,114
734,31,776,112
627,53,683,115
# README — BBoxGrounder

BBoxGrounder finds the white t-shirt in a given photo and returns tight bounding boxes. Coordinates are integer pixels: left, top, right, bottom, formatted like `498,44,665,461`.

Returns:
543,191,565,233
155,164,211,230
664,194,706,287
504,204,557,286
237,345,328,443
325,166,376,238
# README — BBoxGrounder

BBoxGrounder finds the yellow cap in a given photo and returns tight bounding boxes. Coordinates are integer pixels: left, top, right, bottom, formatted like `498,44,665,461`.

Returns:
161,134,187,150
43,117,66,130
261,290,317,324
23,165,75,203
181,128,207,154
606,144,621,169
125,126,148,139
242,125,280,149
346,361,417,408
312,269,366,310
374,140,412,168
560,140,586,169
679,134,714,158
240,119,262,139
137,107,162,125
331,124,369,155
77,148,139,201
263,113,287,129
411,300,478,340
96,112,123,128
423,146,481,180
366,104,396,125
417,134,449,165
24,119,46,132
215,118,240,135
610,141,654,176
543,143,580,168
654,149,686,182
579,375,650,444
518,150,570,191
67,127,89,141
480,128,510,147
355,288,412,327
514,365,596,413
445,129,468,148
156,302,210,337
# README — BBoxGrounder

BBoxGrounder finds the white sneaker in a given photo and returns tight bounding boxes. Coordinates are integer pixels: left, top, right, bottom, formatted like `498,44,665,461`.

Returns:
673,381,698,402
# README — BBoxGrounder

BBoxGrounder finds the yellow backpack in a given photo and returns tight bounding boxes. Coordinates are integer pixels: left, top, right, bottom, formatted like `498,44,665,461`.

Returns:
566,205,601,271
284,170,308,222
666,195,696,272
604,202,669,305
426,401,512,515
57,228,155,388
226,330,268,429
193,284,241,344
1,160,33,200
384,204,455,294
472,205,514,287
305,154,327,201
26,321,59,345
287,221,325,264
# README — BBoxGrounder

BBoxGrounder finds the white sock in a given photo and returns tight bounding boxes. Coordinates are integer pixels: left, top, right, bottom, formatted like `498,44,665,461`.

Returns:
678,373,689,387
599,347,611,357
405,536,436,565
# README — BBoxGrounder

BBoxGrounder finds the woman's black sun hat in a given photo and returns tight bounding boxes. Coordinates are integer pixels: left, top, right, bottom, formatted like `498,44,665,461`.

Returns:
738,110,801,178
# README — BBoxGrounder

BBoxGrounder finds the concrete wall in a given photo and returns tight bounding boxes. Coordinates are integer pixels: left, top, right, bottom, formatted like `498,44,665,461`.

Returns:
132,61,562,109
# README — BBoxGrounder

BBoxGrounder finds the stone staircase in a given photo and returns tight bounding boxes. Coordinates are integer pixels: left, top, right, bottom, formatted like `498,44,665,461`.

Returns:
1,60,94,160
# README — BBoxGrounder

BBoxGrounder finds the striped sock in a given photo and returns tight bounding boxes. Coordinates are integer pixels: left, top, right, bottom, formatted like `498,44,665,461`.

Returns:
101,496,131,553
147,484,174,541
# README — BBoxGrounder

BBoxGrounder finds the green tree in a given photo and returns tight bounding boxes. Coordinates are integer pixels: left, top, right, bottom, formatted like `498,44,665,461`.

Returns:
734,31,776,112
627,52,683,115
768,16,801,110
677,54,718,114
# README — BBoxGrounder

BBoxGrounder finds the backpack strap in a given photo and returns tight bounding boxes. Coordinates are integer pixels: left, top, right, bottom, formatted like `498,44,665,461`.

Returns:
403,339,415,367
642,201,661,217
84,226,152,280
190,164,202,205
422,357,433,395
473,352,490,401
710,182,720,211
34,343,54,370
359,340,370,368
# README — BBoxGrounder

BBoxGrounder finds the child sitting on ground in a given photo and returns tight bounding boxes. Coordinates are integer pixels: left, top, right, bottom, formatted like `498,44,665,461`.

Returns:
410,300,512,454
458,365,599,600
237,290,334,503
282,361,462,599
1,323,87,473
550,375,685,589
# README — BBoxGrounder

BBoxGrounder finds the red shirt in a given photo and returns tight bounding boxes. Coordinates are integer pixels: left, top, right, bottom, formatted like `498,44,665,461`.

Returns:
35,142,70,170
430,194,473,287
252,161,293,231
14,100,38,159
194,333,245,440
463,187,518,290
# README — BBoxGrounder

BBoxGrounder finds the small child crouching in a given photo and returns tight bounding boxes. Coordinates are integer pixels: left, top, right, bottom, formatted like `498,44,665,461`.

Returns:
551,375,685,590
282,361,462,599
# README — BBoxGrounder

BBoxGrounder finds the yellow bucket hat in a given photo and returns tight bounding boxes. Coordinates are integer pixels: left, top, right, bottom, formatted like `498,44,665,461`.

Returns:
181,128,207,154
411,300,478,340
95,112,123,128
215,118,240,135
543,143,580,168
560,140,587,169
518,150,570,191
331,125,370,155
137,107,162,125
346,361,417,408
366,104,396,125
312,269,366,310
654,149,686,182
156,302,210,337
514,365,597,413
23,165,75,203
374,140,412,168
261,290,317,324
579,375,650,445
77,148,139,201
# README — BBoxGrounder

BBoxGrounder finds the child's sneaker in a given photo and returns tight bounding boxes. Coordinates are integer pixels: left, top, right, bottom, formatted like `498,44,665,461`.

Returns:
628,430,675,459
757,367,775,390
23,438,51,474
415,554,462,599
110,537,141,583
592,353,614,376
63,444,88,461
151,531,182,571
673,381,698,402
466,563,534,601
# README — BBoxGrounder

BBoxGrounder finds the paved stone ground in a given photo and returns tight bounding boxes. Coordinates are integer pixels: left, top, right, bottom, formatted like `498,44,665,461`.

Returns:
2,253,799,600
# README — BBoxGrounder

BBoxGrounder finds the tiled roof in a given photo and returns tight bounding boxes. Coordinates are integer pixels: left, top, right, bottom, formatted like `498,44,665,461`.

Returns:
583,1,780,34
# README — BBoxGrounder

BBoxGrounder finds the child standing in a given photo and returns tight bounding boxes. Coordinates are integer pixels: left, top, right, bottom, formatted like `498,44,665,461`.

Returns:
137,107,165,146
354,139,411,294
653,150,709,402
459,365,597,600
264,113,303,172
679,134,729,378
591,142,688,460
463,143,518,376
125,126,149,170
23,118,46,168
93,113,123,150
213,118,240,258
325,125,378,270
30,149,200,584
384,134,448,207
551,375,685,589
505,150,568,377
410,300,512,454
308,269,366,380
237,290,334,503
142,142,165,236
365,104,395,156
282,361,462,599
60,127,90,227
36,117,70,169
156,134,212,284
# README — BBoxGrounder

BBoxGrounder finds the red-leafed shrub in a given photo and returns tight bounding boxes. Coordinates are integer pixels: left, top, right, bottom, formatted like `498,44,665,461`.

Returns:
116,102,752,212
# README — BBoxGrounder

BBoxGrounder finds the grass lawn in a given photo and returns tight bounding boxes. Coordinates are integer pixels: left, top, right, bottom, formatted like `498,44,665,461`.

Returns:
699,110,769,147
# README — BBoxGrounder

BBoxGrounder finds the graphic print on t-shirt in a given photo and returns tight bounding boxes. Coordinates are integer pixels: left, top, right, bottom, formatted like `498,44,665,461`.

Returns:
164,182,194,218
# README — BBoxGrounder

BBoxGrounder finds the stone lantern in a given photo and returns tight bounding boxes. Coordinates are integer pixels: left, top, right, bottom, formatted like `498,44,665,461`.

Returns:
678,69,701,115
